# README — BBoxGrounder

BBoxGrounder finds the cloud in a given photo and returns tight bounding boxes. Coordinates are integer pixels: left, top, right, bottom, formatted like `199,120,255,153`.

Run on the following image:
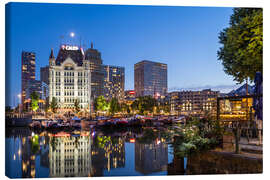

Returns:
168,84,242,93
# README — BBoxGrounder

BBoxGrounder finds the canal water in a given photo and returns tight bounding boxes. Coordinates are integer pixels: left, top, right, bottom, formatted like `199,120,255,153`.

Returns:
5,127,262,178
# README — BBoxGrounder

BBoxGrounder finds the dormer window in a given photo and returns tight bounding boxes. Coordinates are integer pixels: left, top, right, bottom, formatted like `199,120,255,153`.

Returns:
64,64,74,70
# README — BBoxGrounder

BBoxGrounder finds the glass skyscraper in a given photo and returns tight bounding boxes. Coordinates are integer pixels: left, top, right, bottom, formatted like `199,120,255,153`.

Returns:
134,60,167,97
21,51,36,104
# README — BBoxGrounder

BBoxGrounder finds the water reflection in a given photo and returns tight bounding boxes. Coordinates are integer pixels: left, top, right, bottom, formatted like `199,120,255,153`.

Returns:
135,139,168,174
49,132,91,177
5,127,262,178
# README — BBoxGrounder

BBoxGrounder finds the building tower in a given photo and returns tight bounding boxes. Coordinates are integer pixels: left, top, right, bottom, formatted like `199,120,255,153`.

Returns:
104,65,125,100
84,42,105,100
21,51,36,104
48,45,91,112
134,60,167,97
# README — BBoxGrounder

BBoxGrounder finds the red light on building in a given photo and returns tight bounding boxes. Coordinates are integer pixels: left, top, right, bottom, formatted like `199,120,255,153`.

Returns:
130,138,135,143
129,91,135,94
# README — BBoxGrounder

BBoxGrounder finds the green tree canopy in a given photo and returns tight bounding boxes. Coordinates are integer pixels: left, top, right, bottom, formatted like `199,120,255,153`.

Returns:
30,91,39,112
109,97,120,115
131,96,157,115
217,8,262,84
94,96,109,112
74,99,80,114
50,97,58,113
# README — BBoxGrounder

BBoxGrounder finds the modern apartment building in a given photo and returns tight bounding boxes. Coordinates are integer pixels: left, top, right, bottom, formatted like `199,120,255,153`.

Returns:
21,51,36,104
103,65,125,100
169,89,219,115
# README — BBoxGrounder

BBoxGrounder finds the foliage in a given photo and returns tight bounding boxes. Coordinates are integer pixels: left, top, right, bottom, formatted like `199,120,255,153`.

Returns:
5,106,12,112
217,8,263,84
50,97,58,113
137,128,159,144
94,96,109,113
95,135,112,149
50,136,59,152
31,134,40,154
74,99,80,114
45,97,50,112
158,100,171,114
120,103,130,114
30,91,39,112
168,116,222,157
109,97,121,115
131,96,157,115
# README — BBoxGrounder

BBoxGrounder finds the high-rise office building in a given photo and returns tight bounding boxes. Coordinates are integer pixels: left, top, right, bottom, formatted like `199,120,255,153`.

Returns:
49,45,91,111
84,43,105,99
104,65,125,100
21,51,36,104
134,60,167,97
40,66,49,85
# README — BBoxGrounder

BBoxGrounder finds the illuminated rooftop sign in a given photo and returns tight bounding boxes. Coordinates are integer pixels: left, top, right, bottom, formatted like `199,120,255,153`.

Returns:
61,45,79,51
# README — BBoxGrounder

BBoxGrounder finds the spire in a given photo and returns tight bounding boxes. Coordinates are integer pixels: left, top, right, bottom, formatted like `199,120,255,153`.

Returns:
91,42,93,49
49,48,55,59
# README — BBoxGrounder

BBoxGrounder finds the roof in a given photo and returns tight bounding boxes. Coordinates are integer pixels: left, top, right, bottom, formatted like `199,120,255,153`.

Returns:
56,46,84,66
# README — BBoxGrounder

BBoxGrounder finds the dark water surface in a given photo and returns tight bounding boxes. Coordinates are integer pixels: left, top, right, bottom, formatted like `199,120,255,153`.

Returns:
5,127,262,178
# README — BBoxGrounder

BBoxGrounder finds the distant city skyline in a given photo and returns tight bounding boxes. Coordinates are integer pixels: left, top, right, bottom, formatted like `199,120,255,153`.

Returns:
6,3,244,107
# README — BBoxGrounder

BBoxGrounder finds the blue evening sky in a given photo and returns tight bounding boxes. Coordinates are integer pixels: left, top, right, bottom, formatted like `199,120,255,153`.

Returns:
6,2,238,107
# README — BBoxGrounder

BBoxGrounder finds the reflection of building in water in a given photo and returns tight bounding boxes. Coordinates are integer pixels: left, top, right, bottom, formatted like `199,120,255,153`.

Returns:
21,136,38,178
49,133,92,177
91,136,125,176
135,140,168,175
40,136,50,168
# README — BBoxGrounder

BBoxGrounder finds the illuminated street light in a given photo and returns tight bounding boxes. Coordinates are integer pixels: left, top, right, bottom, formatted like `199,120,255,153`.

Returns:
70,32,75,38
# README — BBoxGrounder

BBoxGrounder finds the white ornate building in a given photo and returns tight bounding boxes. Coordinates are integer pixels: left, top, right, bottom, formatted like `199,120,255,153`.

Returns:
49,45,91,111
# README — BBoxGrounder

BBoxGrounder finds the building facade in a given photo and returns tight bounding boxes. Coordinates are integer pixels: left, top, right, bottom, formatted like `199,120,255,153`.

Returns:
134,60,167,97
40,66,49,85
49,133,92,177
49,45,91,111
170,89,219,115
21,51,36,104
23,80,49,111
103,65,125,100
84,43,105,100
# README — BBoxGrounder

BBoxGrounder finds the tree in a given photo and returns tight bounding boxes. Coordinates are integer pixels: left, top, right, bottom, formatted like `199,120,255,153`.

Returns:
109,97,120,116
30,91,39,112
50,97,58,113
44,97,50,113
94,96,109,114
217,8,262,85
74,99,80,114
120,103,130,114
131,96,157,115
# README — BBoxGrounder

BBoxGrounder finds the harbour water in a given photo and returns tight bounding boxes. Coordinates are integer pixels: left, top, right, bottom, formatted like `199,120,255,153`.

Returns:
5,127,262,178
